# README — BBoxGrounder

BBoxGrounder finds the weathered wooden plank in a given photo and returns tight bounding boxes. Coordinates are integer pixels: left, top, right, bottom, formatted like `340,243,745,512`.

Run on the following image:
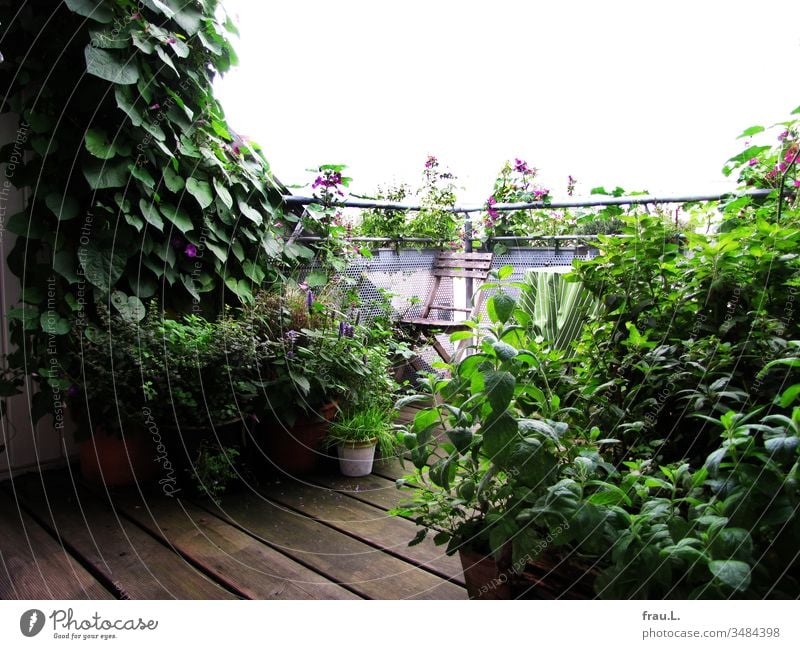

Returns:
307,472,410,512
263,480,464,584
0,490,114,600
110,491,358,600
11,473,236,600
204,492,466,600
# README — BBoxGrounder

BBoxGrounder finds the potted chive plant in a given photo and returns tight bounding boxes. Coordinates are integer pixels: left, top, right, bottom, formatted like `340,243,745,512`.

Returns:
326,406,397,476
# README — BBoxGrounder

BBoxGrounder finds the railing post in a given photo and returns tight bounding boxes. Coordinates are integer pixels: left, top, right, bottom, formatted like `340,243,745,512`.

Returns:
463,212,473,307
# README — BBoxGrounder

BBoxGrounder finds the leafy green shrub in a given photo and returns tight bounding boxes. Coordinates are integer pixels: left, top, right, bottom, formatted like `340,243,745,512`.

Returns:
395,110,800,597
191,441,240,504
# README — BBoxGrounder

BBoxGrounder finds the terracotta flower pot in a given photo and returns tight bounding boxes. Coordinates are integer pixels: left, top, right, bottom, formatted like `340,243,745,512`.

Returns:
458,546,513,600
265,402,338,475
79,427,158,488
337,440,377,477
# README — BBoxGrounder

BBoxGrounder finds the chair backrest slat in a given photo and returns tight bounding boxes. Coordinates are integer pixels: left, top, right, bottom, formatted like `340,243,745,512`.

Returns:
432,251,493,278
432,268,491,279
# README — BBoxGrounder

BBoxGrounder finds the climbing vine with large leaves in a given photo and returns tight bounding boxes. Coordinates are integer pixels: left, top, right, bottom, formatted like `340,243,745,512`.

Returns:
0,0,313,375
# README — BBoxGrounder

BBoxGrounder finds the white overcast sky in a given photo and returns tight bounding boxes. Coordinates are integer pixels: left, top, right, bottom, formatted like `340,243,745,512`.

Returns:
215,0,800,204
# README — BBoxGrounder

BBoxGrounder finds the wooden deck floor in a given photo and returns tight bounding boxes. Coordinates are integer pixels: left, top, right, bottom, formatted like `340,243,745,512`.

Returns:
0,458,466,600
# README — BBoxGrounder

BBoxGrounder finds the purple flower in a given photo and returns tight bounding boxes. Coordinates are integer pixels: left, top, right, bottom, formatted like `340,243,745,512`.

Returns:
486,196,500,219
794,180,800,187
779,131,789,142
184,244,197,258
534,189,550,200
67,384,79,398
171,236,184,249
567,175,577,197
306,290,314,311
167,37,177,45
514,158,529,174
286,329,299,343
748,158,758,166
131,11,141,20
424,155,438,169
149,103,161,110
298,281,309,291
312,171,343,189
344,323,355,338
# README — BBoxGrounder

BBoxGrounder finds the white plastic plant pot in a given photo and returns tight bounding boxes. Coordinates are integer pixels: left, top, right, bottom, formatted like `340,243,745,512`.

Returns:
337,441,377,477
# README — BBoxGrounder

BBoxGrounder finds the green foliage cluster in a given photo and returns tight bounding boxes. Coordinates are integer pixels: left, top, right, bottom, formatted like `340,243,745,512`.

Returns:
191,440,240,503
240,284,401,425
1,0,318,404
394,109,800,598
353,156,461,247
72,303,261,437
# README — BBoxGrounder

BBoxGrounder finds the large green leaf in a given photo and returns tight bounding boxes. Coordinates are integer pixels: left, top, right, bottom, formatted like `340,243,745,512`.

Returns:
40,311,71,335
111,290,146,322
213,177,233,209
488,293,515,324
115,86,142,126
708,560,751,592
83,158,130,189
481,412,518,463
186,177,213,209
162,165,185,192
139,199,164,231
84,128,116,159
241,260,265,284
45,193,79,221
85,45,139,85
238,199,263,225
78,235,130,290
159,203,194,233
484,370,515,413
64,0,113,22
53,249,79,283
165,0,202,33
130,167,156,195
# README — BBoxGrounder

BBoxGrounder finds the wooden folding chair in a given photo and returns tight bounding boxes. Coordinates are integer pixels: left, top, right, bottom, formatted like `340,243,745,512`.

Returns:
400,251,493,363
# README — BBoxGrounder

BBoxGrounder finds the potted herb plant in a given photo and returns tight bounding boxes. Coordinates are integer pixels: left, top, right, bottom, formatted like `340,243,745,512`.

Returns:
326,406,397,476
392,271,605,598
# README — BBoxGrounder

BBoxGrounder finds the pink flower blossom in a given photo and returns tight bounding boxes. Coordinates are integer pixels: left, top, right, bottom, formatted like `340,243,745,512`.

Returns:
794,180,800,187
748,158,758,166
184,244,197,258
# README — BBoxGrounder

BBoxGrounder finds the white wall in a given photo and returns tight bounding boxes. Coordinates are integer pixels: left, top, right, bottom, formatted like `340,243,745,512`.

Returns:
1,113,75,481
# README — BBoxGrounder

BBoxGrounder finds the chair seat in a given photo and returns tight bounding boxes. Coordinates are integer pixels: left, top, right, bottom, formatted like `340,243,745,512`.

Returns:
400,317,471,332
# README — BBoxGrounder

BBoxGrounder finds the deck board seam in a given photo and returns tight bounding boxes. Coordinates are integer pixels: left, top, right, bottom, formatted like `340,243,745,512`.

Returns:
75,483,249,600
254,485,466,589
189,496,368,600
0,482,118,600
